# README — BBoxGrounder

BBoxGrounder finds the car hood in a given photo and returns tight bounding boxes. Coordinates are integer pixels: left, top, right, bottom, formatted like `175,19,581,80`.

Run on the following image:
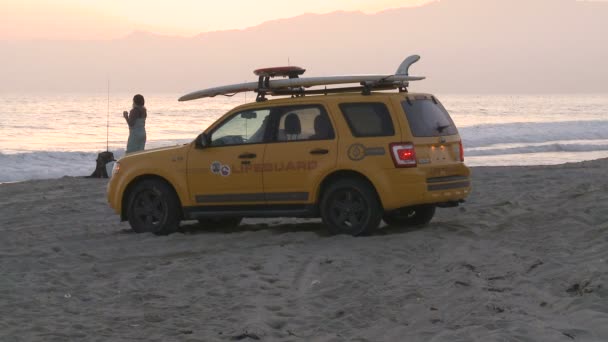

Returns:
118,144,190,162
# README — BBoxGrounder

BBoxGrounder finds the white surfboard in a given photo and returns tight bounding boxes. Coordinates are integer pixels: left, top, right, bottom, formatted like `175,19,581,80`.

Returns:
178,55,424,102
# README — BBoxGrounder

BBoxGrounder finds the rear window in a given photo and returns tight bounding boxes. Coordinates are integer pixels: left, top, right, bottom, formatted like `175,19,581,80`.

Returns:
339,103,395,137
402,99,458,137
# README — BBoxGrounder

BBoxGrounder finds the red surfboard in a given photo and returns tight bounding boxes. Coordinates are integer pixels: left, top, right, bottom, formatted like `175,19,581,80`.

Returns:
254,66,306,78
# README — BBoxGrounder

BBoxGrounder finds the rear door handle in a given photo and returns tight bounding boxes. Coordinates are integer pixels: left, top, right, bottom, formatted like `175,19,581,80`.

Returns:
310,148,329,155
238,153,257,159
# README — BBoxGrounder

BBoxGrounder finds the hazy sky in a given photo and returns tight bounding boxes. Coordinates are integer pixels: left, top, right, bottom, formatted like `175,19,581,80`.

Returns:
2,0,606,93
1,0,432,40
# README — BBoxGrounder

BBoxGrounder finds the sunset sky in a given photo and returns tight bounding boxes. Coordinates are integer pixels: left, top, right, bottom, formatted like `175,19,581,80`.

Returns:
1,0,432,40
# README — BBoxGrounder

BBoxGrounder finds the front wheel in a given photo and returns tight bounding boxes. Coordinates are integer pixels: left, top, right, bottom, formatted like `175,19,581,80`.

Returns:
320,179,382,236
383,205,436,227
127,179,181,235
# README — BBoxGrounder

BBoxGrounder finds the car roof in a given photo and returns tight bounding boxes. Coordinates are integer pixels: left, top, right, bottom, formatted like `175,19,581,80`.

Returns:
228,91,435,112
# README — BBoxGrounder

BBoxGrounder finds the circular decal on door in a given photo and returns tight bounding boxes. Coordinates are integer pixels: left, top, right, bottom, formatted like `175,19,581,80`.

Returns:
347,144,366,161
210,161,222,175
220,165,231,177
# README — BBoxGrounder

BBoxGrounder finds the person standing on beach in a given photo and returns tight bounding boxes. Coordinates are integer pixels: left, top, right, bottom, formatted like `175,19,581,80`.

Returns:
123,94,147,153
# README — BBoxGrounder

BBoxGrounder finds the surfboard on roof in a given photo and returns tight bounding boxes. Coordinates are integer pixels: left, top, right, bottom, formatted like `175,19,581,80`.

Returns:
178,55,424,102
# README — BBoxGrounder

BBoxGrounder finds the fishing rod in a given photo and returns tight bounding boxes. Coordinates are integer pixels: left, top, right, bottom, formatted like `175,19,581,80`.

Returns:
106,78,110,152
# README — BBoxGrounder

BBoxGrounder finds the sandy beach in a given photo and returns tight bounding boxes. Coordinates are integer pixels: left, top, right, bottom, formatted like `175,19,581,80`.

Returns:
1,159,607,341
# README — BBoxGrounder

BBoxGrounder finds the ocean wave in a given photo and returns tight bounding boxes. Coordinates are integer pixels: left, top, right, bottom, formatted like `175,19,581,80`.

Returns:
3,121,608,182
0,138,193,182
459,120,608,148
0,151,125,183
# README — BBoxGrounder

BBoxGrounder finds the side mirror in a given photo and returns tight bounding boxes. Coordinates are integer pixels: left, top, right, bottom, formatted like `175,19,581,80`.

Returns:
195,133,210,149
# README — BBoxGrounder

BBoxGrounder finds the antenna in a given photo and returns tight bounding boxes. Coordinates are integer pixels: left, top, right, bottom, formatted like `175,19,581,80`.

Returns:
106,78,110,152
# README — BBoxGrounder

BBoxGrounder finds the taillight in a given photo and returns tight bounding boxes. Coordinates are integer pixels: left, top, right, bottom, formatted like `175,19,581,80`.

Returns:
459,141,465,162
390,143,417,168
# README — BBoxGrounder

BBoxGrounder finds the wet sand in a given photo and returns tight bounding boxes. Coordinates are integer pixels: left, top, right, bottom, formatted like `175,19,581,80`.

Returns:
1,159,607,341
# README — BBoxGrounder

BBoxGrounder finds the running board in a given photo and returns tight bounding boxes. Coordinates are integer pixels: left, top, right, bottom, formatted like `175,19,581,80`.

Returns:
183,205,317,219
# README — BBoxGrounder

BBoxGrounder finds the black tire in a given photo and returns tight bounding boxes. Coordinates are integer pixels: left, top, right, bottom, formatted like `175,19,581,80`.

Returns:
320,178,382,236
198,217,243,229
383,205,436,227
127,179,181,235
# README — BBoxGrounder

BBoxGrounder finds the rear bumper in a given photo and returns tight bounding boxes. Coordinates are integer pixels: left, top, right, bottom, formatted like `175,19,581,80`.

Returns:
426,175,470,191
375,168,472,210
424,179,471,205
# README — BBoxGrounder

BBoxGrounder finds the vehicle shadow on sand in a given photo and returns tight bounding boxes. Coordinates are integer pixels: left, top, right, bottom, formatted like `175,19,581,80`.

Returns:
177,221,330,236
174,221,429,237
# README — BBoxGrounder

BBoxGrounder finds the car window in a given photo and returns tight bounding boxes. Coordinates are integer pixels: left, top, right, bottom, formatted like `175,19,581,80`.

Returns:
275,106,334,142
402,99,458,137
210,109,271,146
339,103,395,137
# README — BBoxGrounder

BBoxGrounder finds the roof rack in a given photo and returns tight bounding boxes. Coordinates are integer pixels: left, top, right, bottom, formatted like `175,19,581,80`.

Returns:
268,83,408,98
254,66,307,102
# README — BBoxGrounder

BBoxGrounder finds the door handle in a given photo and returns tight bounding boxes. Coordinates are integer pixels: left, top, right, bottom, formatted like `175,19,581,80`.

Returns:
238,152,257,159
310,148,329,155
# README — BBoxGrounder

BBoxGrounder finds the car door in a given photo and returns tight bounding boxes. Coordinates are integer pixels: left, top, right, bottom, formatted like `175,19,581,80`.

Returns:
187,109,271,206
262,105,338,204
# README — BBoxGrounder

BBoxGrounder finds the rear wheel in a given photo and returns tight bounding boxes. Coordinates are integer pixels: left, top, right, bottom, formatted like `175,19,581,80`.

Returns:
320,179,382,236
127,179,181,235
198,217,243,229
383,205,436,227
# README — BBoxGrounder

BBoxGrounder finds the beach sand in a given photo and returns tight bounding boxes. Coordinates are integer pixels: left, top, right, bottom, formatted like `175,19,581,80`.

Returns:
1,159,607,341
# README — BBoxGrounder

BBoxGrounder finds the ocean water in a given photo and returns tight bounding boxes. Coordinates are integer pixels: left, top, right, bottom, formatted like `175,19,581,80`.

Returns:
1,93,607,183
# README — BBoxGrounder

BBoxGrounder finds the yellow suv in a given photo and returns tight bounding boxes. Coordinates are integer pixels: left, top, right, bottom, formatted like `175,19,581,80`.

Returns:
107,92,470,236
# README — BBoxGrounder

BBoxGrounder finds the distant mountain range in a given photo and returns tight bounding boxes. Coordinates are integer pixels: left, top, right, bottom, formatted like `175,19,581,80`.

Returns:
1,0,607,94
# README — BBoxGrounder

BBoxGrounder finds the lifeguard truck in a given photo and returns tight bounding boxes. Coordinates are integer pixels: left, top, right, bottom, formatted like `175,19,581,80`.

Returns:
107,55,471,236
